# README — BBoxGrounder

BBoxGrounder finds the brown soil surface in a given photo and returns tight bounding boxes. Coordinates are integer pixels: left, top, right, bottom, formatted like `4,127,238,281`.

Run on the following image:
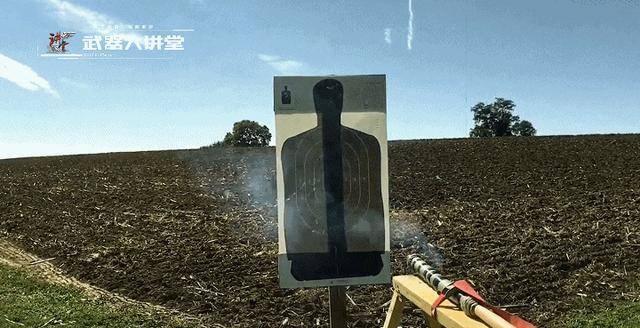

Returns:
1,134,639,327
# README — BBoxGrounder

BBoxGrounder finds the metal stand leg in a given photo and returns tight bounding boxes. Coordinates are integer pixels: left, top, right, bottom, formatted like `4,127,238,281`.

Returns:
329,286,347,328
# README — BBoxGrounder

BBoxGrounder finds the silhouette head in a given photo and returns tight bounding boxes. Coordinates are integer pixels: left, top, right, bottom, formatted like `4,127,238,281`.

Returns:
284,85,288,91
313,79,343,118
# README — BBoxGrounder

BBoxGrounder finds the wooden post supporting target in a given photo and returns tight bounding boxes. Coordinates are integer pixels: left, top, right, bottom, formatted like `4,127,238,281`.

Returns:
329,286,347,328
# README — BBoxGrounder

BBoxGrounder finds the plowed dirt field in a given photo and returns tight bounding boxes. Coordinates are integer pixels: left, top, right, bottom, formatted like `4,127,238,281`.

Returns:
1,134,639,327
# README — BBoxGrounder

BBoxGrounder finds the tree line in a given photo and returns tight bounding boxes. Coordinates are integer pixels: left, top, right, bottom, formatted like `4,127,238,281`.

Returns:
212,98,535,147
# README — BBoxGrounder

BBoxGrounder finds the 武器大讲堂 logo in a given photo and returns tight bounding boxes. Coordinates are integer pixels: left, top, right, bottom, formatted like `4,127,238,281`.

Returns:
48,31,76,53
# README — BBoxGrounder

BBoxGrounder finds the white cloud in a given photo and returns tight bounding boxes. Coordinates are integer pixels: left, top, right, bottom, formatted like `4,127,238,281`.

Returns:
270,60,303,73
258,54,280,62
407,0,414,50
0,53,58,97
258,54,304,75
42,0,141,42
44,0,115,33
384,28,392,44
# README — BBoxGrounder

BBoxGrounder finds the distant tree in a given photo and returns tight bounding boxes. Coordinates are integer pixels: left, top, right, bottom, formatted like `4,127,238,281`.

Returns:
223,120,271,147
512,120,537,137
469,98,536,137
469,126,493,138
512,120,536,137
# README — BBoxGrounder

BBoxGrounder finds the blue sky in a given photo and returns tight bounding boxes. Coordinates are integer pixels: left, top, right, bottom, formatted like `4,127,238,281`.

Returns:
1,0,639,159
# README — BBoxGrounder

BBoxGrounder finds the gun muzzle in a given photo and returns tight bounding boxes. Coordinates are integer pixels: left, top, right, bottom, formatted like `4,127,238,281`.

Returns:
407,254,454,294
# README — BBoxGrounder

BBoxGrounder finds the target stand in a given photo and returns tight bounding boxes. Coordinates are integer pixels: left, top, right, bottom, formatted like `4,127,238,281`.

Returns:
383,275,490,328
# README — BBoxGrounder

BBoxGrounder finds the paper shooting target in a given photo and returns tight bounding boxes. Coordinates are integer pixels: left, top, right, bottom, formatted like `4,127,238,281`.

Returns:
275,75,390,287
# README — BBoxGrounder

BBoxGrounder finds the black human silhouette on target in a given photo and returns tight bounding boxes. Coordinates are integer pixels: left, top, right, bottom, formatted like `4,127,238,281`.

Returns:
282,79,384,281
281,85,292,105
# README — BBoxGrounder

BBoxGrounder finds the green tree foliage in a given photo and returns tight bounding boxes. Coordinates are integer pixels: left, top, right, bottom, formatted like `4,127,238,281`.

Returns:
469,98,536,137
223,120,271,147
512,120,537,137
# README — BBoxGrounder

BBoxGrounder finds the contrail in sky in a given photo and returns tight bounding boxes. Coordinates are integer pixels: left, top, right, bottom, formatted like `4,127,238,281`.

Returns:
407,0,414,50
